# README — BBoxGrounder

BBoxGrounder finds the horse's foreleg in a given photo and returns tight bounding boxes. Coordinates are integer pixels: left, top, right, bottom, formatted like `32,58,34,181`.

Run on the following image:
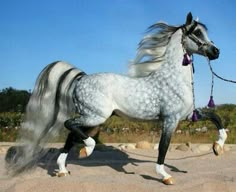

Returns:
197,110,227,155
213,129,227,155
156,118,178,185
156,131,173,184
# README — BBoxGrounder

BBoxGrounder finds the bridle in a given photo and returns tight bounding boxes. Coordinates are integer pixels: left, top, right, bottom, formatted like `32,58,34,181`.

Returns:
181,21,211,52
181,20,236,119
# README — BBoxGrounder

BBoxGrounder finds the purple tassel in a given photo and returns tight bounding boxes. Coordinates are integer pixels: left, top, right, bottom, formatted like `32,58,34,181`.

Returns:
207,96,215,108
191,110,198,122
182,53,192,66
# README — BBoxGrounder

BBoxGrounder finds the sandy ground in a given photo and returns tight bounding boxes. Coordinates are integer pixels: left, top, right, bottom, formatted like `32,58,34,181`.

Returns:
0,143,236,192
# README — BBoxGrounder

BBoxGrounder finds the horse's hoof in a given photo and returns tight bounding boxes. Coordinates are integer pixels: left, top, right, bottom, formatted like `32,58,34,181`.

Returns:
79,147,87,158
163,177,175,185
213,142,223,156
55,171,71,177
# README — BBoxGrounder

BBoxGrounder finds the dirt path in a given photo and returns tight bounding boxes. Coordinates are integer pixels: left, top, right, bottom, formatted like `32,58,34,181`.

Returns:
0,143,236,192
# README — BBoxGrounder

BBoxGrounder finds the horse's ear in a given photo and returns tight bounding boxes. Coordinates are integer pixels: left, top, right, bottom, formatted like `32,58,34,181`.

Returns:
185,12,193,25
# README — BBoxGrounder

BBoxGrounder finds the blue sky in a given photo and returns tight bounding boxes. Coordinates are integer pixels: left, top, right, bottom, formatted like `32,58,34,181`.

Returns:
0,0,236,107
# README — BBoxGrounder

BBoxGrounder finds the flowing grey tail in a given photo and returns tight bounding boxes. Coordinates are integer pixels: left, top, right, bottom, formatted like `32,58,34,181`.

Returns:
5,61,85,175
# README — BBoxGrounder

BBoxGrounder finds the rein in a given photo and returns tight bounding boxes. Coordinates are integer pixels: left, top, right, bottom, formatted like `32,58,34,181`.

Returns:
182,22,236,120
206,58,236,108
207,59,236,84
185,55,236,122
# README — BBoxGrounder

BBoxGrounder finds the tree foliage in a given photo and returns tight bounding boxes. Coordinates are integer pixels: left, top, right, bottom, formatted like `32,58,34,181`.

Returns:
0,87,31,112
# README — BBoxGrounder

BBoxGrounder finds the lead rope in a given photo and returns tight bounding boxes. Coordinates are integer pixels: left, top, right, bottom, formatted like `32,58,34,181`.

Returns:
207,58,236,84
183,45,236,121
207,58,236,109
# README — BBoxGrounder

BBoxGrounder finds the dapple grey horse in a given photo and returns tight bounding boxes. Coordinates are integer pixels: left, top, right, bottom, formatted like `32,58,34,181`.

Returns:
7,12,226,185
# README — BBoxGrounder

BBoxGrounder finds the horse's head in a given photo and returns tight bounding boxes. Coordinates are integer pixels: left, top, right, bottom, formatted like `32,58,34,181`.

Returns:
182,12,219,60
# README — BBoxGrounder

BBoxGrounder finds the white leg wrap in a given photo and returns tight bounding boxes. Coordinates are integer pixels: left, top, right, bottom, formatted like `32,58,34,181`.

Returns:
216,129,227,147
57,153,69,173
156,164,171,180
83,137,96,156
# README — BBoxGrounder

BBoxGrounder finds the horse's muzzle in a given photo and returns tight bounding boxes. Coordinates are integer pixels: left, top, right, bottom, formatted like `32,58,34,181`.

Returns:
206,45,220,60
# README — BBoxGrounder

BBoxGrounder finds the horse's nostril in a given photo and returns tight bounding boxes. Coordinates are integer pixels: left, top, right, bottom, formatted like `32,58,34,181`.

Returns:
208,46,220,60
213,47,220,55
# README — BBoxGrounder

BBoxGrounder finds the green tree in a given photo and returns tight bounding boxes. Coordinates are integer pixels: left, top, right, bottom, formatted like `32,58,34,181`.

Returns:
0,87,31,112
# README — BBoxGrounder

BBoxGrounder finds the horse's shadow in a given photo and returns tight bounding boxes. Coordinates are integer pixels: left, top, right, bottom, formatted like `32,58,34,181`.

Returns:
38,144,187,183
39,145,144,175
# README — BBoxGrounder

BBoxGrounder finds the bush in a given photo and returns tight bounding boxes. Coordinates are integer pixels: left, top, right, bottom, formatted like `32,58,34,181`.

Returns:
0,112,23,128
0,112,23,142
1,104,236,143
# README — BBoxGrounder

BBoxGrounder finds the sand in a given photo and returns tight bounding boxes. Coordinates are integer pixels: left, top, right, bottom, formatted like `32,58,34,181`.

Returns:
0,143,236,192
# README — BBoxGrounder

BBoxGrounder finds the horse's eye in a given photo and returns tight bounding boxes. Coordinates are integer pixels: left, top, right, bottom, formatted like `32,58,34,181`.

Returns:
194,30,202,37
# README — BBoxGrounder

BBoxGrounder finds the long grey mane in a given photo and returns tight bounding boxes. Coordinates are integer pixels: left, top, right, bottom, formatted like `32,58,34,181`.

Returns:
128,22,181,77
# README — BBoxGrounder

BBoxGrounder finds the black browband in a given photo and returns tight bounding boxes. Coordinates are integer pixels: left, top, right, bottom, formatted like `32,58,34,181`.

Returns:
182,21,207,48
182,21,198,36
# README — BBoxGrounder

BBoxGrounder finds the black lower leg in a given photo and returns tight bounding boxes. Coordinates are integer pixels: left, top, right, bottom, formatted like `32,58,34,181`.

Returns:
157,131,172,164
61,132,78,153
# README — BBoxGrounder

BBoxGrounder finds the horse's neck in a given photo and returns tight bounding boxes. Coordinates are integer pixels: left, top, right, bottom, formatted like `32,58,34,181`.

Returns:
157,30,192,84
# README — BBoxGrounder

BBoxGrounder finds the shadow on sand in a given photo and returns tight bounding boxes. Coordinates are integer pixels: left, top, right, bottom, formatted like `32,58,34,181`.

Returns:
38,144,150,175
37,144,187,184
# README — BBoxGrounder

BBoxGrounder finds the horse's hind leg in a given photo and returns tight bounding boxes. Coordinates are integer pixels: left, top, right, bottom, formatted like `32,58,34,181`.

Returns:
56,132,76,176
64,119,98,158
56,116,106,176
56,127,95,176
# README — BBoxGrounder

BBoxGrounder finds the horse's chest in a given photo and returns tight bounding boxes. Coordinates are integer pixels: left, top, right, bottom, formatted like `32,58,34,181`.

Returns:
160,82,193,118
